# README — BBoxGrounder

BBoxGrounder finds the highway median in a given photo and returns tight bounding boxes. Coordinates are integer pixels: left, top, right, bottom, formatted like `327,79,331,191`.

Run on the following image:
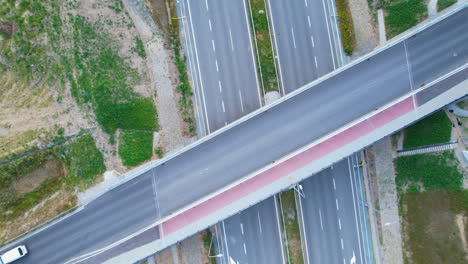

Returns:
278,190,305,264
247,0,281,96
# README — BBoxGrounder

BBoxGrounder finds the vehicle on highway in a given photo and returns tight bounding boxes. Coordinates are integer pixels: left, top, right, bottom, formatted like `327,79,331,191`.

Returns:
0,245,28,264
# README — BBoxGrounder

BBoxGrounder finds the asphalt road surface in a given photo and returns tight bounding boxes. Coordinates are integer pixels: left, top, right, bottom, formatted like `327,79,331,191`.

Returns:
215,197,285,264
178,0,283,262
179,0,261,133
2,7,467,264
268,0,345,94
299,155,371,264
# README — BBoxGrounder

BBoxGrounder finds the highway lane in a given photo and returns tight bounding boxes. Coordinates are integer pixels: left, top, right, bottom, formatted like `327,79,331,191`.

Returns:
216,197,284,264
179,0,283,261
179,0,261,133
2,7,466,264
9,170,160,264
267,2,364,262
299,156,370,264
268,0,344,94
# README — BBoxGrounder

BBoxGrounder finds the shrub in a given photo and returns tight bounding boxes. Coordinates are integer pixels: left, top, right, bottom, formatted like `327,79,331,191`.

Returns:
336,0,356,55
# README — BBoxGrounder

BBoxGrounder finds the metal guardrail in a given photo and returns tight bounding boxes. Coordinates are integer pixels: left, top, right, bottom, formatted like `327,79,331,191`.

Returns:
1,206,78,248
397,141,458,156
0,128,95,166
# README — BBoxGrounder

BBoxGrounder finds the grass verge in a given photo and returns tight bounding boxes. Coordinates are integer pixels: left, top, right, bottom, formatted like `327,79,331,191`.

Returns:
403,110,452,149
248,0,279,93
384,0,427,39
118,130,153,167
167,0,196,136
335,0,356,55
394,151,463,193
279,190,304,264
0,134,104,242
437,0,457,11
201,230,217,264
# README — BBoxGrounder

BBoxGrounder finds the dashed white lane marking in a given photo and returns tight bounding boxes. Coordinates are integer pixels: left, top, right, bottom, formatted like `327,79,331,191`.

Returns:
222,221,231,261
307,16,311,27
208,19,212,31
304,0,308,7
221,100,225,112
311,35,315,47
239,90,245,113
205,0,209,10
343,258,346,264
314,56,318,68
215,60,219,72
338,218,342,230
257,211,263,234
336,198,339,210
319,209,324,230
212,39,216,52
341,238,344,250
218,80,222,93
224,121,227,126
240,223,244,235
243,243,247,255
229,29,235,51
291,27,297,49
333,178,336,190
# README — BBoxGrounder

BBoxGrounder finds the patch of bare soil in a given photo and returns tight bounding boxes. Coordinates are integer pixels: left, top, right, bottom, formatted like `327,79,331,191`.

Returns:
144,0,170,33
455,214,468,257
349,0,378,57
402,190,467,263
0,191,76,243
13,159,65,194
363,147,383,244
154,247,175,264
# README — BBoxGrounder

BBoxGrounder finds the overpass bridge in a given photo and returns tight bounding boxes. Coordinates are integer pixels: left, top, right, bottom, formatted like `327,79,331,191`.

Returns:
2,4,467,264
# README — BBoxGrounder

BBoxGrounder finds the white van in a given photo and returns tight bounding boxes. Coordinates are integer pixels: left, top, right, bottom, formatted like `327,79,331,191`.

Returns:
0,245,28,264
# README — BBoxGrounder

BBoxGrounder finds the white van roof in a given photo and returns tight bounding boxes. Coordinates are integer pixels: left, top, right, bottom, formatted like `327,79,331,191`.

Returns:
0,245,28,264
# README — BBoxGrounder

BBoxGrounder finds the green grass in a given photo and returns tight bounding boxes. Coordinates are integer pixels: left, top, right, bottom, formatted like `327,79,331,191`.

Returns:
394,151,463,192
437,0,457,11
335,0,356,55
118,130,153,167
67,14,157,134
202,230,217,264
132,37,146,58
57,134,106,190
249,0,279,93
401,190,467,264
0,0,60,79
279,190,304,264
384,0,427,39
403,111,452,149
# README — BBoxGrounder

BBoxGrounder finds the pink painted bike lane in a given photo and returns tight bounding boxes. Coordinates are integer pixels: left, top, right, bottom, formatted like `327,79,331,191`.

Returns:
161,96,415,236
